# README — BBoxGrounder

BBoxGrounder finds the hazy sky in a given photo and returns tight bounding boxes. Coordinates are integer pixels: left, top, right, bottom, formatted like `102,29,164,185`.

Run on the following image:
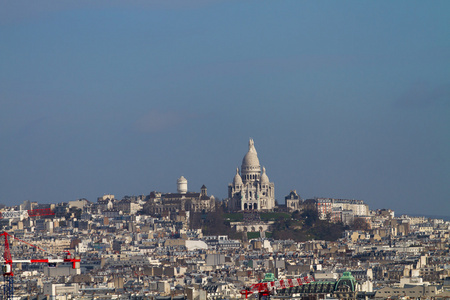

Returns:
1,1,449,216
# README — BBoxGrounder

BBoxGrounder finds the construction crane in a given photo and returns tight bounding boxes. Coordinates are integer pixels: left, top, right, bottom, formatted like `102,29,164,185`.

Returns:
240,273,314,299
0,208,55,220
1,231,80,299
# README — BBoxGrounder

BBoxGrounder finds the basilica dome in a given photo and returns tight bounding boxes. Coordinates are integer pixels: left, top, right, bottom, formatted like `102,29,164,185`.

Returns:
241,139,260,170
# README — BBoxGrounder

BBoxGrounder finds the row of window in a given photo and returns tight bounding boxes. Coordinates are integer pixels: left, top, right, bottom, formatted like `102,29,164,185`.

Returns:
242,174,260,180
243,203,258,210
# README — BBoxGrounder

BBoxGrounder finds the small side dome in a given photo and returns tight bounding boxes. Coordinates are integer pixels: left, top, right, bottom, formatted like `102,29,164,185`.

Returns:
260,167,269,184
233,168,243,185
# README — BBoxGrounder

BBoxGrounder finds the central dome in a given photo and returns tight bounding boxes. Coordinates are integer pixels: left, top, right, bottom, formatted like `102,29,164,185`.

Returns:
241,139,260,169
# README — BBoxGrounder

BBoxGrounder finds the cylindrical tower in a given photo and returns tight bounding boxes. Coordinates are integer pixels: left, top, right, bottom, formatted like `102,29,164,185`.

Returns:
177,176,188,194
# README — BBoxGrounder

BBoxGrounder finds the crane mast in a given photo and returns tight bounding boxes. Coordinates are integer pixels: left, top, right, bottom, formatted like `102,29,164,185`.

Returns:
1,231,80,299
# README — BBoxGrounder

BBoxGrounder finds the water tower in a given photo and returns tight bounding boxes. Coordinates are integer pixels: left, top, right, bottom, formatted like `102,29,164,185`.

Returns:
177,176,188,194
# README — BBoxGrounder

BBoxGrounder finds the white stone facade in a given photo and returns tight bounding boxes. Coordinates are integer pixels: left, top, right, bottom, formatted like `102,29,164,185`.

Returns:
285,190,301,211
228,139,275,211
316,197,369,219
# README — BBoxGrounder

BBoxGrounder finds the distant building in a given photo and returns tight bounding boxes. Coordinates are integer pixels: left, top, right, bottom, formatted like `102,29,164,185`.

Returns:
96,195,115,212
228,139,275,211
43,283,79,299
19,200,37,211
68,199,89,210
285,190,302,212
144,177,215,215
314,197,368,220
316,198,333,219
54,202,69,218
114,198,141,215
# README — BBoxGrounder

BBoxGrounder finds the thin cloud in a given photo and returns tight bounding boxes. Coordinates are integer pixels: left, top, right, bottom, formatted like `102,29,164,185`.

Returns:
0,0,223,24
395,82,450,109
191,54,357,78
134,110,194,133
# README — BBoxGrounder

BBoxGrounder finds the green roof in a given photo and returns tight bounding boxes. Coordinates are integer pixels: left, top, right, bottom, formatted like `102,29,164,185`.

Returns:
335,271,356,292
262,273,277,282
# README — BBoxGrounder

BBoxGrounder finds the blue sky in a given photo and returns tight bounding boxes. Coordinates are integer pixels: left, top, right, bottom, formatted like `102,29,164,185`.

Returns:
1,1,449,216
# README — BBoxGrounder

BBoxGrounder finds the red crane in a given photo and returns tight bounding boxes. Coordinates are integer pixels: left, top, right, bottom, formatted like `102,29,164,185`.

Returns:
1,231,80,299
0,208,55,220
240,275,314,299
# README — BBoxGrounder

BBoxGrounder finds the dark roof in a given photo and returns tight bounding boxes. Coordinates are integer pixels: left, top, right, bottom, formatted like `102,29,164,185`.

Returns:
278,282,336,295
163,192,200,199
203,284,220,293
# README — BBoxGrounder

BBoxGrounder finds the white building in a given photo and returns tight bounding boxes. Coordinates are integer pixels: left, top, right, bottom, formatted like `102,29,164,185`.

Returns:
43,283,79,299
316,197,369,220
285,190,301,211
228,139,275,211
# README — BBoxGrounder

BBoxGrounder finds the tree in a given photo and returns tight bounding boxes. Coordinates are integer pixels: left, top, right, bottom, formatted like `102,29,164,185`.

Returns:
190,212,202,230
301,208,319,227
190,205,240,239
292,210,302,221
352,217,370,231
271,209,346,242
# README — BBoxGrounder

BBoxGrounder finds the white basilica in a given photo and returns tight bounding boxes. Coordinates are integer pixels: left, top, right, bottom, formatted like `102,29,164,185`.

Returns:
228,139,275,211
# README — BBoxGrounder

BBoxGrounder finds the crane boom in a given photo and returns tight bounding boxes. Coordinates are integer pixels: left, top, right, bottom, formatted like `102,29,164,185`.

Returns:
0,208,55,220
241,274,314,299
1,232,80,300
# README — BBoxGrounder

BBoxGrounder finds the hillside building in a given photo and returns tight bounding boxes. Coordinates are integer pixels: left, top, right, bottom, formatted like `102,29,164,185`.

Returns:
228,139,275,211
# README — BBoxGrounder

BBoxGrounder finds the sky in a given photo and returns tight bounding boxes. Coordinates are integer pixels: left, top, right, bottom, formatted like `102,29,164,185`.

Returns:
1,1,449,216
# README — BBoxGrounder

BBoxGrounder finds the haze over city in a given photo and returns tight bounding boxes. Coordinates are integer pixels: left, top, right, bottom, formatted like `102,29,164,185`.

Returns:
1,1,449,216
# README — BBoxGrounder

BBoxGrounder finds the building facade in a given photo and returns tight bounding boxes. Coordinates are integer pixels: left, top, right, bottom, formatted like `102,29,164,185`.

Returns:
228,139,275,211
144,177,215,214
285,190,302,212
315,197,369,220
